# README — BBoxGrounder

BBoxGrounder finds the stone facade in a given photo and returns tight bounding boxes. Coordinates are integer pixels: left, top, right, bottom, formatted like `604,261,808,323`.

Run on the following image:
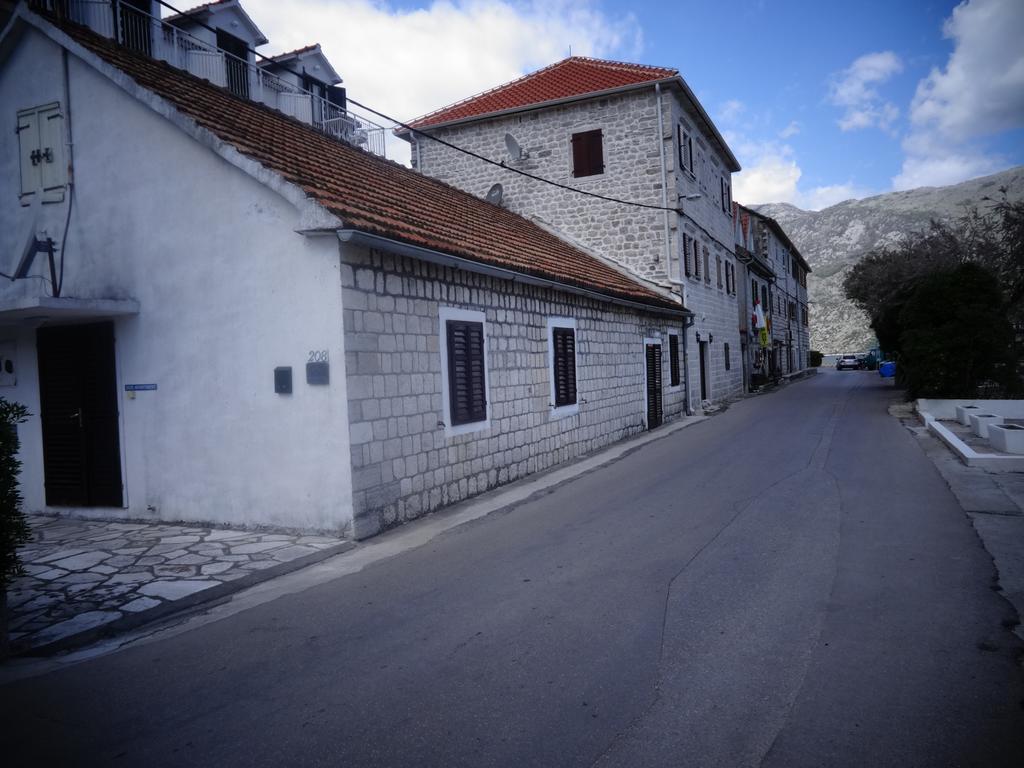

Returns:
409,79,744,407
341,246,688,538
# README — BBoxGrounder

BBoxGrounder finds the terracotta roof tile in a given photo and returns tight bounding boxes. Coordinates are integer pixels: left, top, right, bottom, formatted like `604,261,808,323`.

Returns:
54,19,683,313
406,56,678,130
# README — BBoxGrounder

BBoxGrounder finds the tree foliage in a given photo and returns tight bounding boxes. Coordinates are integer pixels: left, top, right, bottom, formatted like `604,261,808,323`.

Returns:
843,192,1023,397
899,264,1016,398
0,397,30,588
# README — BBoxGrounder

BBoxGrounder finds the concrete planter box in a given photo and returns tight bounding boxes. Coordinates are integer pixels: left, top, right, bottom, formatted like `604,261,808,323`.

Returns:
989,424,1024,455
970,413,1003,438
956,404,981,426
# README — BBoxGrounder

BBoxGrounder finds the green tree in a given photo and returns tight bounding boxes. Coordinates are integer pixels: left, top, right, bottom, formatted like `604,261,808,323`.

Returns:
898,263,1017,398
0,397,30,658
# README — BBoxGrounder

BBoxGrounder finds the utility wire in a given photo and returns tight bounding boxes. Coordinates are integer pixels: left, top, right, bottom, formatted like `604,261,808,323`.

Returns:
153,0,736,253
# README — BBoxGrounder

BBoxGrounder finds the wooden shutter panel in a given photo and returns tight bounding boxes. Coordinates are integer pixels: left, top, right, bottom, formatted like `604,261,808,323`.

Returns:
572,129,603,177
447,320,487,425
552,327,577,407
683,234,692,277
669,334,680,387
17,110,39,200
645,343,663,429
40,107,66,203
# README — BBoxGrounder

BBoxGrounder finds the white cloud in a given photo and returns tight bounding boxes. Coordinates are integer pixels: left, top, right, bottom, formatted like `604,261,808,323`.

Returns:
730,136,876,210
894,0,1024,189
828,51,903,133
717,99,745,123
730,137,801,205
240,0,642,164
778,121,800,138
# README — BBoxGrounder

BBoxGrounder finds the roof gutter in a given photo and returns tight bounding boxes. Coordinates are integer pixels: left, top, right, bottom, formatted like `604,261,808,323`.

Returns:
336,230,691,318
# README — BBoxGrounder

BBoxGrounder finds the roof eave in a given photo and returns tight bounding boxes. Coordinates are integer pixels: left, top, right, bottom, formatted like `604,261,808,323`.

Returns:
337,229,691,318
396,77,679,140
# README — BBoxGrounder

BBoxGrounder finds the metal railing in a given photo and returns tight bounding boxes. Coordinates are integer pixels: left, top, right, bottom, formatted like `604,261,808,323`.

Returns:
31,0,386,157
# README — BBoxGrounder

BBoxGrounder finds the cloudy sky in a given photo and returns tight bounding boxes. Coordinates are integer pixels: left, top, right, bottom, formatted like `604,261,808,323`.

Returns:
233,0,1023,210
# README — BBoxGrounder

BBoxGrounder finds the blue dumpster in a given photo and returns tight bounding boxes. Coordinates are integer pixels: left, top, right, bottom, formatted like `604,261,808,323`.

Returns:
879,361,896,378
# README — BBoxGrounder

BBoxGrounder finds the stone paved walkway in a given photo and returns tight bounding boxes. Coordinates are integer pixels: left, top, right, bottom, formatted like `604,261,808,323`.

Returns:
6,516,349,654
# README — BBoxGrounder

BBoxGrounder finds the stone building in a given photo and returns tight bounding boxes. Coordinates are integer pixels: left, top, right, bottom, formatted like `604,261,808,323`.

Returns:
734,204,811,385
1,2,691,538
398,56,744,409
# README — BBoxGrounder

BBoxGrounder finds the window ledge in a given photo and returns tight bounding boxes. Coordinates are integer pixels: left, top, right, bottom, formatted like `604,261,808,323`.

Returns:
549,403,580,420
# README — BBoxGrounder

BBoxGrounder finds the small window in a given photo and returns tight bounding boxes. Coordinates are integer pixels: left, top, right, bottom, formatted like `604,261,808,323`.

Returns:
762,285,769,311
446,319,487,425
725,342,731,370
677,125,693,174
571,129,604,178
551,326,577,407
669,334,680,387
703,246,711,283
716,255,723,288
720,177,732,213
751,279,757,302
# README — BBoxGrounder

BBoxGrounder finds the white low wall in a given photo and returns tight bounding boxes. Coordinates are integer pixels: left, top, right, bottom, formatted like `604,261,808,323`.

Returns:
917,398,1024,422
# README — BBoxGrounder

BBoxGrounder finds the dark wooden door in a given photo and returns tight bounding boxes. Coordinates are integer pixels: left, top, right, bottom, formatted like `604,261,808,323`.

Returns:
645,342,663,430
699,341,708,401
37,323,123,507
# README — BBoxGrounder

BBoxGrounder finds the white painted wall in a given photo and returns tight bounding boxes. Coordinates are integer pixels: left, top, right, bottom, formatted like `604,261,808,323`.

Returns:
0,25,354,532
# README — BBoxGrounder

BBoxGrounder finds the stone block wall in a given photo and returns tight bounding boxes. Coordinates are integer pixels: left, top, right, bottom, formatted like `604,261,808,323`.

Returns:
412,88,669,281
340,246,688,538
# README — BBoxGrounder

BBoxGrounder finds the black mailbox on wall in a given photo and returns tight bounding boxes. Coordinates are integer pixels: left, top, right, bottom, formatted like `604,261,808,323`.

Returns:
306,361,329,385
274,366,293,394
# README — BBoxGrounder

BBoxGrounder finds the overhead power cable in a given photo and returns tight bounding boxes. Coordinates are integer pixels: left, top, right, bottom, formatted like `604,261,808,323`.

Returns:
153,0,735,253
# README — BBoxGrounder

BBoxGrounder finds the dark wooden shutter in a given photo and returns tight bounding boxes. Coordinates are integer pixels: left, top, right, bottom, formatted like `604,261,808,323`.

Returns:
645,343,663,429
693,239,701,279
552,327,577,407
446,320,487,425
571,129,604,177
725,343,731,370
683,234,692,276
669,334,680,387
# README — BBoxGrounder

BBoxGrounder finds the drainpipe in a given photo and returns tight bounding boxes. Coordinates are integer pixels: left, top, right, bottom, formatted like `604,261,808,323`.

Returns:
654,82,672,281
655,83,691,413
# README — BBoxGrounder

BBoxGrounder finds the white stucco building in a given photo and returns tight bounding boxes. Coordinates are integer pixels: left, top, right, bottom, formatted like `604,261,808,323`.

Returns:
399,56,745,409
1,2,694,538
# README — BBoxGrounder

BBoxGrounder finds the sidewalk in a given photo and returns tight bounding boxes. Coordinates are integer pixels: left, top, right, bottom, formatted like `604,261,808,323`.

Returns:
893,402,1024,643
6,411,718,658
7,517,352,655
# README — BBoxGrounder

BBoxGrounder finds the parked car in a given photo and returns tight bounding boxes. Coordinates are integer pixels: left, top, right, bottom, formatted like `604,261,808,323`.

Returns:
837,354,861,370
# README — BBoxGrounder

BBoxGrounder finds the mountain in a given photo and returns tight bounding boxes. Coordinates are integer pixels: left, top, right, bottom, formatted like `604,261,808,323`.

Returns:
753,166,1024,354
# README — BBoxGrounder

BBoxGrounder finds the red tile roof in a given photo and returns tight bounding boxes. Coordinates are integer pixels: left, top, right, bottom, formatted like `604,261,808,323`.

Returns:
48,17,683,313
406,57,678,131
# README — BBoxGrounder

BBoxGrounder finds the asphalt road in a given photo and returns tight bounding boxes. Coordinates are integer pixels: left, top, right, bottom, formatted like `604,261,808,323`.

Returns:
3,370,1023,767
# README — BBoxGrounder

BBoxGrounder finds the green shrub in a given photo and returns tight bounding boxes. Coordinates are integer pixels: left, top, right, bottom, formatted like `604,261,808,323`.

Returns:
0,397,29,589
809,350,823,367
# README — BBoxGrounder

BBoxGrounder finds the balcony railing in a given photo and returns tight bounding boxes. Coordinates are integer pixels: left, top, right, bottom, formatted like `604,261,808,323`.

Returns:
31,0,387,158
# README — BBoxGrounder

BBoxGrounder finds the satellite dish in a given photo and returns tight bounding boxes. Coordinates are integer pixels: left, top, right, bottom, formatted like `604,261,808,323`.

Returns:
504,133,528,162
486,183,504,207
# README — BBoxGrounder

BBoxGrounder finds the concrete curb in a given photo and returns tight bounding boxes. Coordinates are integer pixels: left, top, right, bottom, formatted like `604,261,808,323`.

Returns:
16,540,356,657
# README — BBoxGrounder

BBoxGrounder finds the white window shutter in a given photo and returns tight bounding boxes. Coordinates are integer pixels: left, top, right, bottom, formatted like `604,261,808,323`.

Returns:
40,106,66,203
17,110,39,201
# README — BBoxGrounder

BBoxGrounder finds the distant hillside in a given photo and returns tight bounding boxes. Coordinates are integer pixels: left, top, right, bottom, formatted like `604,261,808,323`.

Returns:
753,166,1024,353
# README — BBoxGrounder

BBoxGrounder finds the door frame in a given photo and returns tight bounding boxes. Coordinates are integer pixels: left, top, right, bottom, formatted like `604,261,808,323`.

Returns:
698,340,709,403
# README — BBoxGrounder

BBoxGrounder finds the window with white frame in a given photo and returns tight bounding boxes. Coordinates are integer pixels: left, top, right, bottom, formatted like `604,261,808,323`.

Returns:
547,317,578,417
439,307,490,435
